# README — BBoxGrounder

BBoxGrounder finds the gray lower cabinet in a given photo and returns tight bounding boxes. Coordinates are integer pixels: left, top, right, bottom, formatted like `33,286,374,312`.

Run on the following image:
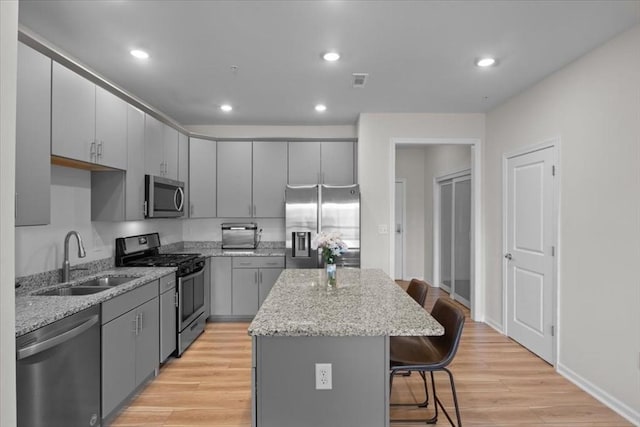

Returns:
232,257,284,316
210,257,232,316
101,281,159,420
159,274,177,363
15,42,51,226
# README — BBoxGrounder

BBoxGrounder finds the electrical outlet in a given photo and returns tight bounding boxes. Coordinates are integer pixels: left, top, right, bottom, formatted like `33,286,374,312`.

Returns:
315,363,332,390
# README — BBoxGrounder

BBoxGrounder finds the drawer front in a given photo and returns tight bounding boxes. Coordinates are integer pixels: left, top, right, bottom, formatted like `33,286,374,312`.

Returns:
232,256,284,269
102,280,158,324
159,273,176,294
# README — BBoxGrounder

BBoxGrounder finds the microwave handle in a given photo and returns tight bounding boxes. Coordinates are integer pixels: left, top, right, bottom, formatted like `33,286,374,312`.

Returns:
174,187,184,212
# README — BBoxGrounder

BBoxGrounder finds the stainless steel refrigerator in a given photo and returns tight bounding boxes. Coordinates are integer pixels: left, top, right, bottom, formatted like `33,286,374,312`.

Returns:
285,184,360,268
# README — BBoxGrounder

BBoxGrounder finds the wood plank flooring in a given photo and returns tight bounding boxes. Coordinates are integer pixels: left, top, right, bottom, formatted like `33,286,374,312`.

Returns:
111,283,631,427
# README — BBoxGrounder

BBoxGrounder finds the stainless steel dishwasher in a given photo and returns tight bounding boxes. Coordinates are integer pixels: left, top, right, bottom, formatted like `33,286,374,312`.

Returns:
17,305,101,427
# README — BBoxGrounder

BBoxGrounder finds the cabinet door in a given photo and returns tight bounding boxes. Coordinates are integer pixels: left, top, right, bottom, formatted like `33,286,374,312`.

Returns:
160,288,177,362
321,141,355,185
144,114,164,176
232,268,259,316
16,42,50,226
253,141,287,217
258,268,283,308
95,86,127,169
102,311,136,417
135,297,159,386
288,141,320,185
211,257,232,315
52,61,95,163
178,132,189,218
217,141,252,217
126,106,145,220
189,138,217,218
164,125,179,180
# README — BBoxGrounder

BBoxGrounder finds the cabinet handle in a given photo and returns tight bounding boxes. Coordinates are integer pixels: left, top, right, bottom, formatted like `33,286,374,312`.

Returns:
132,316,139,335
254,271,258,284
90,141,97,162
139,312,143,331
14,193,17,219
174,291,179,308
253,205,256,216
248,204,252,215
97,140,103,159
190,204,194,216
259,271,263,283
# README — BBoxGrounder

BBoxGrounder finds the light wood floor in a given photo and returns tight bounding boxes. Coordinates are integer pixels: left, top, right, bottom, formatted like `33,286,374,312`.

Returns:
111,284,631,427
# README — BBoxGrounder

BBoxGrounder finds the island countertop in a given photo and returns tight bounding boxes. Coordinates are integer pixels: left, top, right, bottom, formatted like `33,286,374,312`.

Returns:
248,268,444,337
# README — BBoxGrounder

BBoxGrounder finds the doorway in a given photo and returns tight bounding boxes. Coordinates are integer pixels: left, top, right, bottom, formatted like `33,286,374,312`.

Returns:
394,179,406,280
504,143,558,364
436,171,471,308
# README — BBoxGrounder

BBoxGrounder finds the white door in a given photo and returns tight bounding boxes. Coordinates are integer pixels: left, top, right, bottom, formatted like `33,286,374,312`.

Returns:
505,146,555,364
394,180,405,280
452,177,471,307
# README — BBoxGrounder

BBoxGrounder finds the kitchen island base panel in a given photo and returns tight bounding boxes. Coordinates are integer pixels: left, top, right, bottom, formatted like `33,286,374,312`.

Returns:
253,335,389,427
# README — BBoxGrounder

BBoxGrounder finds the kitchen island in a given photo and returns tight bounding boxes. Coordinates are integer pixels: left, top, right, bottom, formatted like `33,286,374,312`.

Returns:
248,268,444,427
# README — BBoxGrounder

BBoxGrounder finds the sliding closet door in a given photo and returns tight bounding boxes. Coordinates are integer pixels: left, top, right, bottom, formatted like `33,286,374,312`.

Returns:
439,182,453,291
452,177,471,306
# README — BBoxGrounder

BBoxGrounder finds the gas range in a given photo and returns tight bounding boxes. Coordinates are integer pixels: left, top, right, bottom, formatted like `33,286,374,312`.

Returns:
115,233,206,358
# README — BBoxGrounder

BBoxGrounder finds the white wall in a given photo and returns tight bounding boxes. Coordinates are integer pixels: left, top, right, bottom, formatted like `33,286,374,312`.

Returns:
0,1,18,425
186,124,356,139
485,25,640,422
15,166,183,277
395,147,426,280
357,113,484,277
423,145,471,283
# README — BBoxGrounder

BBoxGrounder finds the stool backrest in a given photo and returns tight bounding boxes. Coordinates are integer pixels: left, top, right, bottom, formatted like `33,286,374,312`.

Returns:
406,279,429,307
429,297,465,368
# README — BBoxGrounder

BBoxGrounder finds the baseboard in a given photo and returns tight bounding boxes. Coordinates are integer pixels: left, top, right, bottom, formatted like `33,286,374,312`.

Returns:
557,362,640,426
440,283,451,292
484,317,504,334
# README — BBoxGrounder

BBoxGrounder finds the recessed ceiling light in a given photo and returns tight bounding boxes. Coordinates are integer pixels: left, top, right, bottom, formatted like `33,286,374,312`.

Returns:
323,52,340,62
315,104,327,112
476,57,496,67
130,49,149,59
220,104,233,112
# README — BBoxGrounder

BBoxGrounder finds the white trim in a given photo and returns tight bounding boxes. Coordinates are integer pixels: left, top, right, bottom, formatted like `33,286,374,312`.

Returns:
557,362,640,426
435,168,471,183
484,317,505,335
502,137,560,366
390,137,483,322
394,179,407,280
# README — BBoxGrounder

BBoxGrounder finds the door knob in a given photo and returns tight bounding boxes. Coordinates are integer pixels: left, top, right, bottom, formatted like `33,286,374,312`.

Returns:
504,253,512,260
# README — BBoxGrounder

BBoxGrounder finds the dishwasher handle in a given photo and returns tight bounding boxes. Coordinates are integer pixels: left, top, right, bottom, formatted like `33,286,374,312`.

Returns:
17,314,99,360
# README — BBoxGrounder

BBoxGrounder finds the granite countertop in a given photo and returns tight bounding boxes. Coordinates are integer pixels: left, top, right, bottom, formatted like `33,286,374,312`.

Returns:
248,268,444,337
15,267,175,337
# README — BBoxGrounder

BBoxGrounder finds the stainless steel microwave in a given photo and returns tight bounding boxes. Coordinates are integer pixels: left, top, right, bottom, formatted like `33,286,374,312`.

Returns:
144,175,185,218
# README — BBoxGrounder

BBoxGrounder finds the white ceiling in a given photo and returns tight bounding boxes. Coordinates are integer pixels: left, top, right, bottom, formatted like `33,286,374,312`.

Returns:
18,0,640,126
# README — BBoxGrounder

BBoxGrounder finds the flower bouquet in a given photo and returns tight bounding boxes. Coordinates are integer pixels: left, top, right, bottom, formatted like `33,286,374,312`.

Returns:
312,231,348,288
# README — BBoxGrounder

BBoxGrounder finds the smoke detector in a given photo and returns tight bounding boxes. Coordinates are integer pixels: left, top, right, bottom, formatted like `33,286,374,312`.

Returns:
352,73,369,88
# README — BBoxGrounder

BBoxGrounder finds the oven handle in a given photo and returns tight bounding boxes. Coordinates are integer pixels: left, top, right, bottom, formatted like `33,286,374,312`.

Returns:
178,267,204,283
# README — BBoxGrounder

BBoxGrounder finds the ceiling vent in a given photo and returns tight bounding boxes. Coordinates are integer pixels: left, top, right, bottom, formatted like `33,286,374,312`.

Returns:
352,73,369,88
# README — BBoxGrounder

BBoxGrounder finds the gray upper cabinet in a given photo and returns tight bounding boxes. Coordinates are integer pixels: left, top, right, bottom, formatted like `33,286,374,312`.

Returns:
16,42,51,226
163,126,179,180
95,86,127,170
288,141,355,185
217,141,253,217
52,61,95,163
125,106,146,220
320,141,355,185
52,62,127,169
178,132,189,218
288,141,321,185
144,114,179,180
253,141,287,217
144,115,164,177
189,138,217,218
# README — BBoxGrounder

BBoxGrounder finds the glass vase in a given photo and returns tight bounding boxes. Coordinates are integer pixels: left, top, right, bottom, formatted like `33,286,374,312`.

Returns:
326,262,337,289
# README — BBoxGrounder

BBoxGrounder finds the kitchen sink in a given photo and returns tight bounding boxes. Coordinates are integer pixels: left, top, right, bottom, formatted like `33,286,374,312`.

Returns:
77,276,137,287
35,286,112,296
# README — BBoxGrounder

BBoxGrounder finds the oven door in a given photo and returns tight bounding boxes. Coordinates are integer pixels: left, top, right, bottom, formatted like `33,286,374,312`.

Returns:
178,268,205,331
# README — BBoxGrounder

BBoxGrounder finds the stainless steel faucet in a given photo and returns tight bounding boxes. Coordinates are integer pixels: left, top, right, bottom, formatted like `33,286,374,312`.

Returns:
62,231,87,282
